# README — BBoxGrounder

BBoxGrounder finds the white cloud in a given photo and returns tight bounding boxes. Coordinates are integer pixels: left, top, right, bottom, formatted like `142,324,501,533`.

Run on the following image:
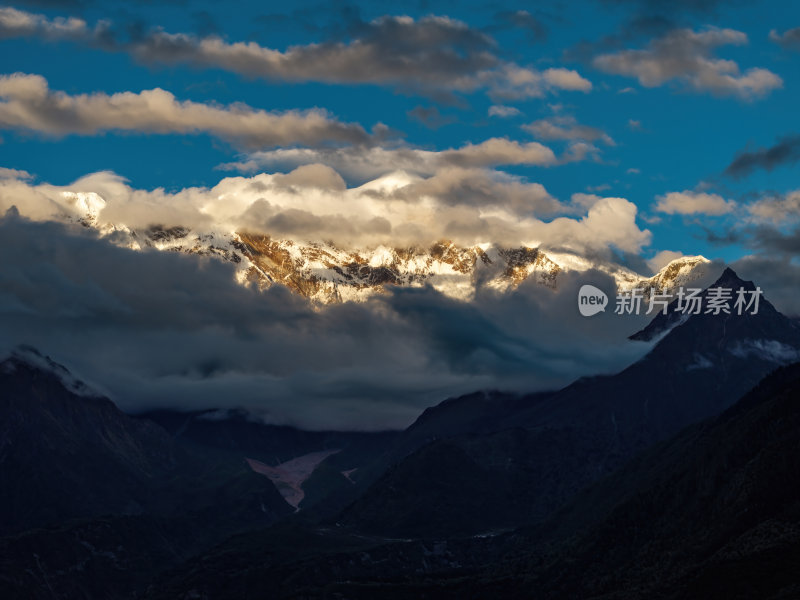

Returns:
542,67,593,91
570,192,603,209
0,166,651,255
523,115,614,145
220,137,560,182
594,27,783,100
647,250,684,273
0,6,88,40
746,190,800,223
482,64,592,99
655,190,736,215
439,138,558,167
0,166,32,180
488,105,521,118
0,73,371,149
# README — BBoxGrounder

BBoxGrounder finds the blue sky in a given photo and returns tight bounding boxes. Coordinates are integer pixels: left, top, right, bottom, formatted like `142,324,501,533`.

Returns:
0,0,799,266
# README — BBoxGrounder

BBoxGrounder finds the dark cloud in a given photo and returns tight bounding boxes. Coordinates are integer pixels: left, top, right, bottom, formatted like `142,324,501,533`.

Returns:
746,225,800,255
725,134,800,178
125,15,497,98
564,12,678,63
733,255,800,316
703,217,800,315
567,0,751,64
769,27,800,50
406,106,456,130
0,212,652,430
703,226,746,246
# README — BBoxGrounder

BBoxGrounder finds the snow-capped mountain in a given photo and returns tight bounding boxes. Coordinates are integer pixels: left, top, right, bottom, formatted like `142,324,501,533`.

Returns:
59,190,713,304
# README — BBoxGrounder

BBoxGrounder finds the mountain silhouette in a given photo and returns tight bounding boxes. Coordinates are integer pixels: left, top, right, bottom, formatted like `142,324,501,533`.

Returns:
338,268,800,537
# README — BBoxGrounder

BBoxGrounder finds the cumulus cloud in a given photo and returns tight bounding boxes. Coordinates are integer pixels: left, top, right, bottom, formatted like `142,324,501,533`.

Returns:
0,5,88,40
0,72,372,149
769,27,800,50
655,190,736,215
570,192,604,209
438,138,558,167
593,27,783,100
0,166,33,180
725,134,800,178
745,190,800,223
0,163,652,255
523,115,615,145
0,213,654,430
478,65,592,100
647,249,684,273
0,8,591,101
544,195,652,253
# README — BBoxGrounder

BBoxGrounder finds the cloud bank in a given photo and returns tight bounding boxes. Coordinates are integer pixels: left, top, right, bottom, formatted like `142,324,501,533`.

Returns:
593,27,782,99
0,165,652,254
0,212,653,430
0,72,372,149
0,8,591,101
725,134,800,178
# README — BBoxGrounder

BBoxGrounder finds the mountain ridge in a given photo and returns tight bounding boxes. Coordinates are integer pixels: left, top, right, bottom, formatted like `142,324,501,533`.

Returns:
42,192,717,303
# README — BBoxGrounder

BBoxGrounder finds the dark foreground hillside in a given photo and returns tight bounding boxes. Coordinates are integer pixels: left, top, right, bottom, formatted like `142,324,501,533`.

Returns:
146,362,800,599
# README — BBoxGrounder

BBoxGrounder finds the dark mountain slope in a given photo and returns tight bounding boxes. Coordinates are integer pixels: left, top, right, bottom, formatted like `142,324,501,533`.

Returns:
528,268,800,442
0,348,177,534
338,269,800,537
147,362,800,599
0,347,292,535
0,347,294,598
486,360,800,599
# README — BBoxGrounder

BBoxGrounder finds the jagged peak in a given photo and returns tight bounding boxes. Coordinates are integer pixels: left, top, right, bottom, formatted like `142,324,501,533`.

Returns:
630,266,780,342
711,266,754,290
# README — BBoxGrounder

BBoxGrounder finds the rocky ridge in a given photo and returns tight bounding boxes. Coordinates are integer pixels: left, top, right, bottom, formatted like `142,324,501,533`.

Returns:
62,190,713,304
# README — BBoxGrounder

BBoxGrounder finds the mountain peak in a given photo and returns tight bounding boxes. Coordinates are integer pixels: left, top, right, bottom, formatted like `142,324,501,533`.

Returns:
2,345,101,398
630,266,777,342
712,266,752,290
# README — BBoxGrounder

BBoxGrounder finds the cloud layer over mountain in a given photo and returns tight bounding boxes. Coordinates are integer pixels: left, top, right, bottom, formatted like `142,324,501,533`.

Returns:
0,166,652,253
0,212,651,430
